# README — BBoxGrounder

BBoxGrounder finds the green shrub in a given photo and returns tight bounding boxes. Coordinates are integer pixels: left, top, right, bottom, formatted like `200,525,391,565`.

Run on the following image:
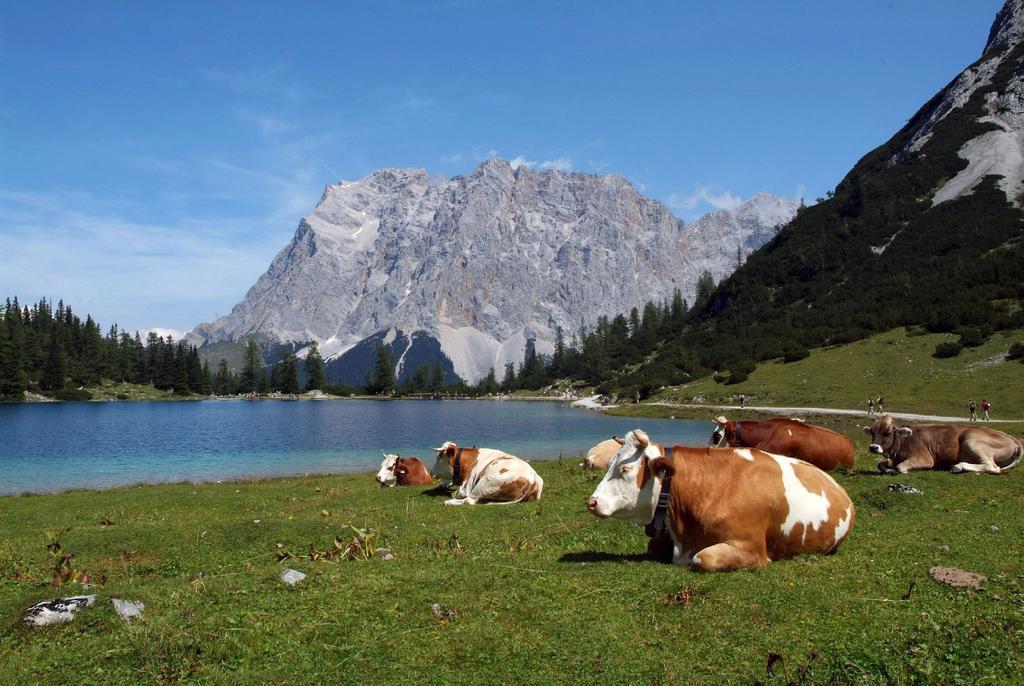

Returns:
1008,341,1024,360
782,345,810,363
933,341,963,359
53,387,93,401
957,327,987,348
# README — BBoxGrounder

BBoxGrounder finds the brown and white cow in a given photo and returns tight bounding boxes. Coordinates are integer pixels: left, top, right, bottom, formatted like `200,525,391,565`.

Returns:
711,416,855,471
864,414,1023,475
376,453,434,487
430,442,543,506
583,438,621,471
587,429,855,572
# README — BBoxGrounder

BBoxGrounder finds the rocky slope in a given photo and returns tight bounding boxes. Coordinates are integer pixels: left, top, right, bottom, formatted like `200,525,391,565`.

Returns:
660,0,1024,375
189,159,797,384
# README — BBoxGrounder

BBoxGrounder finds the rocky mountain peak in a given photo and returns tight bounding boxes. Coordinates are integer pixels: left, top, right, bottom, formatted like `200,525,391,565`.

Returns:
190,162,797,383
985,0,1024,56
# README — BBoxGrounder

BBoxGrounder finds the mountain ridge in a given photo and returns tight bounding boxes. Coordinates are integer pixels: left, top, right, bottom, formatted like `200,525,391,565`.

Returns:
189,159,798,383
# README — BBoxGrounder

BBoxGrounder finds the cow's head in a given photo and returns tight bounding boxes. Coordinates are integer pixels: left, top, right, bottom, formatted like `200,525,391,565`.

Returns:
431,441,458,480
863,415,913,461
376,452,399,487
710,416,733,447
587,429,674,524
392,456,416,483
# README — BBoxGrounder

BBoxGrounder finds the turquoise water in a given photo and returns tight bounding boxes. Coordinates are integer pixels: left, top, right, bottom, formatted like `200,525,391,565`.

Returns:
0,400,712,495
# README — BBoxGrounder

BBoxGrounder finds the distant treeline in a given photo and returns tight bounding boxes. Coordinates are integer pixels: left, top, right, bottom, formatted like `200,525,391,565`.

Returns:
0,297,208,399
0,298,333,400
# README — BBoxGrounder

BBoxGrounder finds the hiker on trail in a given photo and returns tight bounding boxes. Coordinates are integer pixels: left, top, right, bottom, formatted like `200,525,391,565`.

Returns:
634,390,641,404
982,399,991,421
876,396,884,414
739,393,745,409
969,400,978,421
867,398,874,416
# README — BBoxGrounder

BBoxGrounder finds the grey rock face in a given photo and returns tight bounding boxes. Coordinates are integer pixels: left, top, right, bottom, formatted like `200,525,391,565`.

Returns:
900,0,1024,208
189,160,797,382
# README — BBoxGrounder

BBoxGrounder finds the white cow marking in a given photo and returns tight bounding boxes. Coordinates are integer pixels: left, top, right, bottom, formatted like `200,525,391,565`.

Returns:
770,454,831,543
734,449,755,462
787,429,793,437
833,506,853,549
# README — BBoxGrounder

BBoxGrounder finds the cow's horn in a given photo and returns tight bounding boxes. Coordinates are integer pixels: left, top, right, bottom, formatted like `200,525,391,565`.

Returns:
633,429,650,448
613,436,624,445
714,416,728,425
432,446,445,452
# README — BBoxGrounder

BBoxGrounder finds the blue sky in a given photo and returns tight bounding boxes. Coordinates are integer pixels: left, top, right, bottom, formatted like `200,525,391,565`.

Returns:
0,1,1005,335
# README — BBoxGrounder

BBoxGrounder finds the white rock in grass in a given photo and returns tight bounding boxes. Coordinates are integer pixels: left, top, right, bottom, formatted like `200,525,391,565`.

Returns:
281,569,307,586
111,598,144,623
23,595,96,627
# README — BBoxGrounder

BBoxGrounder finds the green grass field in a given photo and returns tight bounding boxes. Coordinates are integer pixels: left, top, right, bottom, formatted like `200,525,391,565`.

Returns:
2,430,1022,685
655,328,1024,419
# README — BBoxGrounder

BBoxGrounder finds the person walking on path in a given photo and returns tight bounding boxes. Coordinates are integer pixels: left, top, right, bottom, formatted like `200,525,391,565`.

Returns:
867,398,874,416
876,396,884,414
982,399,991,421
969,400,978,421
739,393,746,409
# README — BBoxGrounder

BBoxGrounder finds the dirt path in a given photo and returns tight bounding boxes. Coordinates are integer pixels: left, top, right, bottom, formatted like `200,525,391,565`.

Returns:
650,402,1024,424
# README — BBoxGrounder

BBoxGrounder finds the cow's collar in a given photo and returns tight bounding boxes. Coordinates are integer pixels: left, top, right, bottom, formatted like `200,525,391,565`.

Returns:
733,422,744,447
880,427,905,460
644,446,673,540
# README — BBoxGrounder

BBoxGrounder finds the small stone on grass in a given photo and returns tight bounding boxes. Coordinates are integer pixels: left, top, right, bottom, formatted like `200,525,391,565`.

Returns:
281,569,307,586
930,566,987,590
111,598,144,623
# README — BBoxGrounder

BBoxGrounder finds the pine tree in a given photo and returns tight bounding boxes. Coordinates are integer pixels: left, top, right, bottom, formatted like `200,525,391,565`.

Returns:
40,335,65,391
501,361,516,392
304,341,326,391
280,349,300,394
199,359,212,395
430,360,444,393
368,344,394,395
240,339,262,394
172,343,191,395
411,363,429,392
215,359,232,395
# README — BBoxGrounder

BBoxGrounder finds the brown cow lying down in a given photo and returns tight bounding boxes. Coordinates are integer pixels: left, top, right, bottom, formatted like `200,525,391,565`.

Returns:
431,442,543,506
865,414,1024,475
587,429,855,572
375,453,434,487
583,438,620,471
711,416,855,471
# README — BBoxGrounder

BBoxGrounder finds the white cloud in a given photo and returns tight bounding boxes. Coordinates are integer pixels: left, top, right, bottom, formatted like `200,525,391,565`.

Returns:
238,109,295,136
506,155,572,172
509,155,537,170
441,153,463,164
145,327,188,341
538,156,572,171
794,183,808,204
667,185,744,212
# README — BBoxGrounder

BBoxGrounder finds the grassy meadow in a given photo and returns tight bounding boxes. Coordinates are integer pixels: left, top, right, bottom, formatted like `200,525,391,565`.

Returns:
654,328,1024,419
1,424,1023,685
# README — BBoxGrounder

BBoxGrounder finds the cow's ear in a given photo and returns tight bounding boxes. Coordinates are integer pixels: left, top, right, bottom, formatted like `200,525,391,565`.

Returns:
897,427,913,438
649,456,675,479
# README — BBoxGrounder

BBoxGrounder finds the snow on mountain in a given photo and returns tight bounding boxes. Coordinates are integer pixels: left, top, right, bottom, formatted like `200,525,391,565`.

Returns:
188,159,798,383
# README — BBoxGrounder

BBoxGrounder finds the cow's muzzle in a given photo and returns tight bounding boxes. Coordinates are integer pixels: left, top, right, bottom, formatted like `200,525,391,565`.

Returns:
868,444,883,455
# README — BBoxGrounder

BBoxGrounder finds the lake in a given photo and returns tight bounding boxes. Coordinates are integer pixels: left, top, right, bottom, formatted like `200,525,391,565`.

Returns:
0,399,711,496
